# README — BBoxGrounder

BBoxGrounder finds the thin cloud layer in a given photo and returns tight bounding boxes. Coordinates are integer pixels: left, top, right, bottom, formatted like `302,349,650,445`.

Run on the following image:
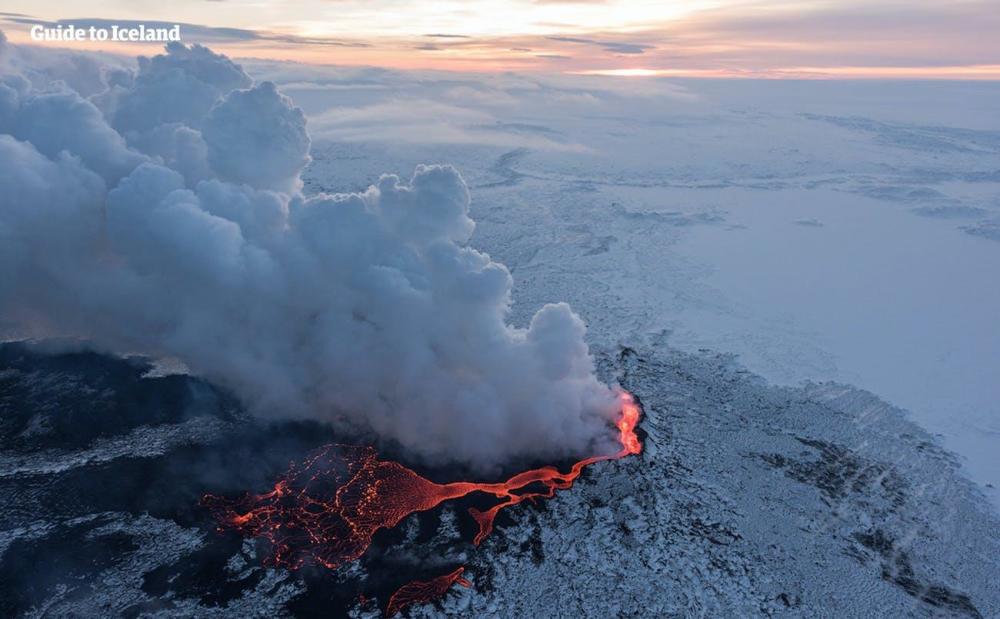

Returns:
546,36,652,55
0,39,619,468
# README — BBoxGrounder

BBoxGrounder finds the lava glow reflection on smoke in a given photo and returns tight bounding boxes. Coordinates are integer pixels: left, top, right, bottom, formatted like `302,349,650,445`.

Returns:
202,391,641,614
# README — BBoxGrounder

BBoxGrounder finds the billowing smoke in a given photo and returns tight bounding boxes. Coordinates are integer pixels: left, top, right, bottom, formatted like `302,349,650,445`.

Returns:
0,38,618,467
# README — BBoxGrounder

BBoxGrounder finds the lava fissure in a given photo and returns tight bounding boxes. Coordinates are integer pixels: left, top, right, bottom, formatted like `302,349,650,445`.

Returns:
202,391,641,610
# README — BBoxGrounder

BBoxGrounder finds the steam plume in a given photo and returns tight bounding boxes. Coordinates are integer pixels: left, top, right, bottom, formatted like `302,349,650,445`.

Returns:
0,39,617,466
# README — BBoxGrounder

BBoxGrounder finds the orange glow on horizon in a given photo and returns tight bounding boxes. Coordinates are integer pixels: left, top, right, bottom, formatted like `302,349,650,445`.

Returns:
0,0,1000,80
8,35,998,80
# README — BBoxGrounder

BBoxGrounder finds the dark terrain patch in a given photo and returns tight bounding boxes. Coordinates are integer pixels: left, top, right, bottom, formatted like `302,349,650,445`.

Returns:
853,530,982,618
759,437,908,509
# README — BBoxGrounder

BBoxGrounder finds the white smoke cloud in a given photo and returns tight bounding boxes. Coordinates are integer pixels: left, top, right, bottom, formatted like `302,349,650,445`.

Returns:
11,90,145,184
201,81,310,193
112,41,253,135
0,39,618,467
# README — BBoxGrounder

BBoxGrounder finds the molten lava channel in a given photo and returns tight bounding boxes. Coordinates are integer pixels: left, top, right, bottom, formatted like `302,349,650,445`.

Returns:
385,567,472,617
202,391,641,614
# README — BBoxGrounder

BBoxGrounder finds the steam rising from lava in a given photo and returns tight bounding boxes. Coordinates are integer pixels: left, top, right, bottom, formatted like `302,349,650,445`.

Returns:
202,392,641,588
0,37,618,466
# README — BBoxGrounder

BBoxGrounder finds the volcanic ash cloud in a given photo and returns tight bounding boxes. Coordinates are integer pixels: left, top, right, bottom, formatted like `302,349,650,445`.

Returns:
0,38,618,467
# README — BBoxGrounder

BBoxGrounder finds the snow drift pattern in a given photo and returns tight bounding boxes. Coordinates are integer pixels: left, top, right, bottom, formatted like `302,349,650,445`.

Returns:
0,37,617,466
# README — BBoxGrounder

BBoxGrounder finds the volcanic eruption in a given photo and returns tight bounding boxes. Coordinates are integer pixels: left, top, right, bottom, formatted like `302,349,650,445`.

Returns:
202,392,642,615
0,39,640,616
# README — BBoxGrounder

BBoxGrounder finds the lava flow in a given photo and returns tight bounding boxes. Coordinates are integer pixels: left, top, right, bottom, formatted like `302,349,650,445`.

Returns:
202,391,641,612
386,567,472,617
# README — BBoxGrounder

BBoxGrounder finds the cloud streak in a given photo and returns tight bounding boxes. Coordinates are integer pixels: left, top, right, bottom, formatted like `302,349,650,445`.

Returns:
546,35,652,55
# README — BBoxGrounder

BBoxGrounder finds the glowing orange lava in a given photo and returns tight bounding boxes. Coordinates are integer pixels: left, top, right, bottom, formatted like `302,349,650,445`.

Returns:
202,391,641,612
386,567,472,617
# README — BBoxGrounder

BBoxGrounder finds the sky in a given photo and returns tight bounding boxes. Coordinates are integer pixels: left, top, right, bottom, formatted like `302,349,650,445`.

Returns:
1,0,999,77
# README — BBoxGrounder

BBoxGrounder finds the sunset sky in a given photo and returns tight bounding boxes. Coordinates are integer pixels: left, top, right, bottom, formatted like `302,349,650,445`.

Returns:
2,0,999,78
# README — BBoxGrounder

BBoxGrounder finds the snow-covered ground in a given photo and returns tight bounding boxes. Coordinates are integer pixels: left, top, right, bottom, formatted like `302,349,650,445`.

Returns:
266,66,1000,508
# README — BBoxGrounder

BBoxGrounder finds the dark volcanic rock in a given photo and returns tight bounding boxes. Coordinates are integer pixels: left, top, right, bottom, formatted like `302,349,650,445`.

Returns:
1,341,998,617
